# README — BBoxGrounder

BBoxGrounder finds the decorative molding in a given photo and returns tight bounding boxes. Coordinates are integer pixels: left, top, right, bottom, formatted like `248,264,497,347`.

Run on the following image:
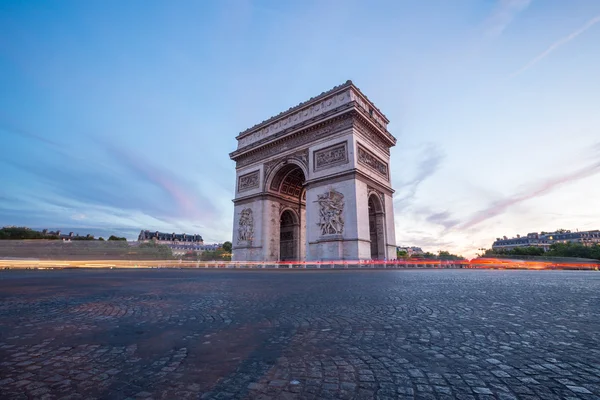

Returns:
315,189,345,235
354,118,390,155
313,141,348,172
357,144,388,179
263,159,279,183
237,208,254,244
233,191,310,208
279,202,299,216
264,148,308,191
295,148,309,166
309,237,371,245
236,115,353,169
367,186,385,212
237,86,354,148
237,170,259,192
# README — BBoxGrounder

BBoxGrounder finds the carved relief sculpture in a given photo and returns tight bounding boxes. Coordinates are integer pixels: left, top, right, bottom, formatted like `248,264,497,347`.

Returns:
238,171,259,192
314,142,348,171
315,189,345,235
238,208,254,243
357,145,388,179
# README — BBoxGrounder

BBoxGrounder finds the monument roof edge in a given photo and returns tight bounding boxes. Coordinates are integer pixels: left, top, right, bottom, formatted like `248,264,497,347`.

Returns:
235,80,389,140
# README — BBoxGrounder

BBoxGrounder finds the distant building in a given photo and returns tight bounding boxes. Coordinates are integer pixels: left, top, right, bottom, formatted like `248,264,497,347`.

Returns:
492,230,600,252
397,246,424,256
138,230,208,256
42,229,95,241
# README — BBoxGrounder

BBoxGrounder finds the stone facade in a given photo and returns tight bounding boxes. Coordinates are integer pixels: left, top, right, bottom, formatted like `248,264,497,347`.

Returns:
230,80,398,261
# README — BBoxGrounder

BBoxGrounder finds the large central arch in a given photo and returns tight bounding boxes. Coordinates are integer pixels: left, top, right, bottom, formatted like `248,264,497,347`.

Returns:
268,162,306,261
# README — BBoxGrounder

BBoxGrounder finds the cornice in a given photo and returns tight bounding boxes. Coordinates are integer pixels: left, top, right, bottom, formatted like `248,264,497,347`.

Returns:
233,81,391,151
353,110,396,148
233,191,307,206
230,112,353,162
230,110,396,164
236,80,354,140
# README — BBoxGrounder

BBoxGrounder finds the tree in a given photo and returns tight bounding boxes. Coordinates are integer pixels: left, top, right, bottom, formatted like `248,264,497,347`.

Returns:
437,250,465,260
73,234,94,240
98,237,105,241
397,250,409,259
108,235,127,241
547,242,600,259
477,244,600,261
0,227,58,240
200,247,231,261
222,241,232,253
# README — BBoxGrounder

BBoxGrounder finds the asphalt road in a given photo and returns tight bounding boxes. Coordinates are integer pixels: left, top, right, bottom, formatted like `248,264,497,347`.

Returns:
0,269,598,400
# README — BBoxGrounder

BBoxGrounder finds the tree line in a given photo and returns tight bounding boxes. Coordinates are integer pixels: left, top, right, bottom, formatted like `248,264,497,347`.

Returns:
396,249,465,260
0,227,126,241
480,242,600,260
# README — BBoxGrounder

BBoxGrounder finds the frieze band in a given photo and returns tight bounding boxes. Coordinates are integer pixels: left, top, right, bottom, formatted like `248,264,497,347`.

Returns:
357,144,388,179
237,170,260,192
235,116,353,169
313,141,348,172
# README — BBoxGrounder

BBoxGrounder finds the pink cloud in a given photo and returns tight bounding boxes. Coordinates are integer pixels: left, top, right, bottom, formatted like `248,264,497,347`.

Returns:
460,156,600,230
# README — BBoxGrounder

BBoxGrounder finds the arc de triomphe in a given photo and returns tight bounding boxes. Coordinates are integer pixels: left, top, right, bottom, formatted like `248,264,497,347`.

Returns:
229,80,397,261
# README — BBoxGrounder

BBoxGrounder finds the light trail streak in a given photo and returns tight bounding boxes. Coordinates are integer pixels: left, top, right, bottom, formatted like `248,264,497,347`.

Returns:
1,258,598,270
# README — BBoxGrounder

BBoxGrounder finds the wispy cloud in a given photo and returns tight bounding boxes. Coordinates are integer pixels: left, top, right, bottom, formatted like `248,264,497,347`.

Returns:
458,145,600,229
103,144,220,222
484,0,532,37
0,122,61,147
71,213,87,221
393,144,445,209
510,14,600,78
426,211,459,230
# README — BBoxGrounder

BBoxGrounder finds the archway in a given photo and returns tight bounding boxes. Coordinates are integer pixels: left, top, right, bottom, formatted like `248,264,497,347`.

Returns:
269,163,306,261
368,194,385,260
280,210,297,261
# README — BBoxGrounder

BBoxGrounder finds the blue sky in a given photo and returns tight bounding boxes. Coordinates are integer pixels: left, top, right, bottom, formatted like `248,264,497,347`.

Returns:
1,0,599,257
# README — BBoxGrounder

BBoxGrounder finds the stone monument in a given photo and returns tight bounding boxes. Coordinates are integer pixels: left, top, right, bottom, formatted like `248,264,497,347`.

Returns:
230,80,397,261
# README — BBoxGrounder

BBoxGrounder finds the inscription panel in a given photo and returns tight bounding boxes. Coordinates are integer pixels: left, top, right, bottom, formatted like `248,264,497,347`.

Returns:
237,170,260,192
313,141,348,172
357,144,388,179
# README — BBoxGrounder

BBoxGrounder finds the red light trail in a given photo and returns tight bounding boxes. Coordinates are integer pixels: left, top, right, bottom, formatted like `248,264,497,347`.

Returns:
1,258,598,270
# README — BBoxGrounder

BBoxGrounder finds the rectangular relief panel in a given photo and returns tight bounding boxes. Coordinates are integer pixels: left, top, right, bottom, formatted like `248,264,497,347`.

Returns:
237,170,260,192
357,144,388,179
313,141,348,172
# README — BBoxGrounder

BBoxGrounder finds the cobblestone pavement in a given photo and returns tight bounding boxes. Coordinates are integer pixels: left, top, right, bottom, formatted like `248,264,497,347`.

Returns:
0,269,599,400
